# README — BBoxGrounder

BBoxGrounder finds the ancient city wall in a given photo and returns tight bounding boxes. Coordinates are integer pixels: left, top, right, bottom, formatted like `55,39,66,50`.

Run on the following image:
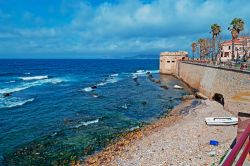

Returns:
174,62,250,114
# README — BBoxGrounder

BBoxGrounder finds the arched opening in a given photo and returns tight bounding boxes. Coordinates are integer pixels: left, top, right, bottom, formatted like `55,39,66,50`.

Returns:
212,93,224,106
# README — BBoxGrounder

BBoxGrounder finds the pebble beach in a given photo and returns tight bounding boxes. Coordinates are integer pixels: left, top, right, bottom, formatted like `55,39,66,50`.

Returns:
82,99,237,166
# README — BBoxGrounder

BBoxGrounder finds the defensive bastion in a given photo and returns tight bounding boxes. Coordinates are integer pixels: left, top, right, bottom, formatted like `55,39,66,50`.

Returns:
160,51,250,115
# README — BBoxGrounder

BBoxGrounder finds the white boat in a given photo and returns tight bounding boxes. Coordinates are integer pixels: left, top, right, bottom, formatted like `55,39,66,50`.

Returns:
205,117,238,126
174,85,183,89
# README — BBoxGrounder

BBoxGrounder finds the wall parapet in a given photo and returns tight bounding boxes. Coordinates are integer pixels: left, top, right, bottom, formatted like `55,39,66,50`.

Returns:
181,61,250,74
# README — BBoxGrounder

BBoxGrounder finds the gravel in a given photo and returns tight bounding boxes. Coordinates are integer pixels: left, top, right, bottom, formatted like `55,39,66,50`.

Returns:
83,99,237,166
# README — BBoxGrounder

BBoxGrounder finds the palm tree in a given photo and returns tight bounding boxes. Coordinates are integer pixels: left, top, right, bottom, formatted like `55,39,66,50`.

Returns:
210,24,221,61
242,38,248,62
228,18,245,61
198,38,205,60
204,38,211,60
191,42,197,60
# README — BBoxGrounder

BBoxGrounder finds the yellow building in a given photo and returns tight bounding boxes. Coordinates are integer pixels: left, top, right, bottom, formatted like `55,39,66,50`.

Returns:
159,51,188,74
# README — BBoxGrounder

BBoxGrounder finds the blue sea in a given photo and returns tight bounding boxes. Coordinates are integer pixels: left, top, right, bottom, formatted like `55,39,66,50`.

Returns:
0,59,190,165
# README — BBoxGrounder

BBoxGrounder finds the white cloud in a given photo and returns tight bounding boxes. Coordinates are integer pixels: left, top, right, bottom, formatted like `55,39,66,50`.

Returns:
0,0,250,58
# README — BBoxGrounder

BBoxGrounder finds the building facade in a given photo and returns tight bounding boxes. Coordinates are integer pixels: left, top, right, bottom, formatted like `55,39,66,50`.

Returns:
159,51,188,74
219,36,250,62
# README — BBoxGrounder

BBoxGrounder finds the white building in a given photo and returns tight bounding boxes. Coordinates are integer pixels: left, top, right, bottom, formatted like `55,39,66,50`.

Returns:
219,36,250,62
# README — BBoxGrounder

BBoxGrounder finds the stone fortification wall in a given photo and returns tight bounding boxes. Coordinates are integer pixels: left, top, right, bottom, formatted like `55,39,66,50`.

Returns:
174,62,250,114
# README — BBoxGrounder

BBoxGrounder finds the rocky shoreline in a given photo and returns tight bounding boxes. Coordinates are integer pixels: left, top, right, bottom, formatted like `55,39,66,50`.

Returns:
73,98,236,166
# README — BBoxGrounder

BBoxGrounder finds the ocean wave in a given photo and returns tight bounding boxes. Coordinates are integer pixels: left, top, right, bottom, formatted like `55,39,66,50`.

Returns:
0,98,34,109
83,87,94,92
5,80,16,83
110,73,119,77
0,87,28,94
0,78,64,94
97,74,120,86
150,70,159,74
83,74,120,92
132,69,159,77
127,126,140,132
74,119,99,128
20,75,48,81
132,70,148,76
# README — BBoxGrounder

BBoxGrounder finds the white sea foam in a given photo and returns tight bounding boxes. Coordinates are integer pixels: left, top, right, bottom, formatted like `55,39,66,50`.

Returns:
150,70,159,74
132,74,138,79
74,119,99,128
98,74,120,86
83,87,93,92
121,104,128,109
132,70,147,76
20,75,48,81
110,73,119,77
24,72,31,75
84,74,120,91
96,82,106,86
0,98,34,109
127,126,140,132
96,78,118,86
0,87,28,94
5,80,16,83
0,78,64,94
132,69,159,77
136,70,145,73
49,78,63,84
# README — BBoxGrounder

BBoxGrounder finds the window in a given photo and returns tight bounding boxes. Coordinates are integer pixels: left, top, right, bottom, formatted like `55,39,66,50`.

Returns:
167,61,170,63
172,61,175,63
228,46,231,50
224,52,229,57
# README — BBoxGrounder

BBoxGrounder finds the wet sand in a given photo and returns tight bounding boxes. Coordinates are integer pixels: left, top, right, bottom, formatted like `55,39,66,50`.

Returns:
79,99,237,166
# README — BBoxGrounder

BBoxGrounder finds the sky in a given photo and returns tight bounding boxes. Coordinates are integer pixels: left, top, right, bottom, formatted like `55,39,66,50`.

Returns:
0,0,250,59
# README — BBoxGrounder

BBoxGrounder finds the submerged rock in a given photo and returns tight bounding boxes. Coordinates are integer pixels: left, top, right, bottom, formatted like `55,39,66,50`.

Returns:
160,85,168,90
141,101,147,106
3,93,11,97
132,77,140,86
91,85,97,89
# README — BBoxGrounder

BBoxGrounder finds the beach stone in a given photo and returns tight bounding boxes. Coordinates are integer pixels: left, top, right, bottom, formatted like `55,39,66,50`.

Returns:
154,80,161,84
84,100,236,166
182,95,195,101
195,92,209,99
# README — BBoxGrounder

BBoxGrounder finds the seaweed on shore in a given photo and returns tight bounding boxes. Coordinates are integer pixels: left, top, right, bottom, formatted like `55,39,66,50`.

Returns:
179,99,202,115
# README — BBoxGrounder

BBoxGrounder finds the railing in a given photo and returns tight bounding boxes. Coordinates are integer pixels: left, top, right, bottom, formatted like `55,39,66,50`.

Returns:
222,123,250,166
181,60,250,74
